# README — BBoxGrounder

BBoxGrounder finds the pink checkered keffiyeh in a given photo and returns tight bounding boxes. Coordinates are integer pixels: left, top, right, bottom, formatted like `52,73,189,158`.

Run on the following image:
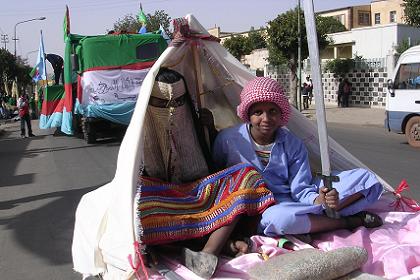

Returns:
237,77,291,126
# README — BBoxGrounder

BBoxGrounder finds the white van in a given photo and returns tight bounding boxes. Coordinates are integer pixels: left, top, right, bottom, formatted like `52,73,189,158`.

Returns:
386,45,420,147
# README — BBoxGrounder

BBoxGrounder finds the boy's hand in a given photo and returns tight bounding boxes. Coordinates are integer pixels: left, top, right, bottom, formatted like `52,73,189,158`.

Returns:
314,187,339,209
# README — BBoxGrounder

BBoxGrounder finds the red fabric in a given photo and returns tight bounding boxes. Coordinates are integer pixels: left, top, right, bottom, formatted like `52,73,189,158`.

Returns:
18,98,29,117
41,99,64,115
390,179,420,212
237,77,291,126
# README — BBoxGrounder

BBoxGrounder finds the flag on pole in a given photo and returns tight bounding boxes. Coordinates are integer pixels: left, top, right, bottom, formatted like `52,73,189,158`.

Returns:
138,3,148,33
63,5,70,41
30,31,47,82
138,4,147,25
159,24,171,44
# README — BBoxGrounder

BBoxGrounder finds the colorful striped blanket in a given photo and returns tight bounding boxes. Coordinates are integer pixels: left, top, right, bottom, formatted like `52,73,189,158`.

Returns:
136,163,275,245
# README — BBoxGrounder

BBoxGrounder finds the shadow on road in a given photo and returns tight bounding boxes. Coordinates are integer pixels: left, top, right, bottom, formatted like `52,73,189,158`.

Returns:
0,185,100,265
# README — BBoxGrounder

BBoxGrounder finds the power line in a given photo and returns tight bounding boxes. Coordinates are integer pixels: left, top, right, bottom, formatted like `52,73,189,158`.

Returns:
1,34,9,49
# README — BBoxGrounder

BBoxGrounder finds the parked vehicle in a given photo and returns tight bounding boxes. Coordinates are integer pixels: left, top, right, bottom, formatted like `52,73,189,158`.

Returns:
386,45,420,147
67,32,168,143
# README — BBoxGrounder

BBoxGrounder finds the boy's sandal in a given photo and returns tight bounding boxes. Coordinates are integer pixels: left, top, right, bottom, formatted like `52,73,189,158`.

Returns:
182,247,218,279
345,211,383,229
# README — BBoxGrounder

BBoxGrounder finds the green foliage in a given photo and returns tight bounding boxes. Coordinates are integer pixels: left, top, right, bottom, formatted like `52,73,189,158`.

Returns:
266,8,338,107
324,58,354,77
403,0,420,27
147,10,172,37
395,38,420,54
113,14,141,33
247,29,267,50
223,29,267,60
0,49,18,82
316,16,347,34
223,35,251,60
266,8,331,67
0,49,32,93
112,10,171,36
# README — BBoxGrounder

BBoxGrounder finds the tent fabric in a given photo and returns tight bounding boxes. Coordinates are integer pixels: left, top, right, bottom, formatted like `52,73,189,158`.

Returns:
72,14,402,279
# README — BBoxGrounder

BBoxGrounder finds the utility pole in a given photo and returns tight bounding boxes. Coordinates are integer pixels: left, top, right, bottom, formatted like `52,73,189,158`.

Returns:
1,34,8,49
297,0,302,111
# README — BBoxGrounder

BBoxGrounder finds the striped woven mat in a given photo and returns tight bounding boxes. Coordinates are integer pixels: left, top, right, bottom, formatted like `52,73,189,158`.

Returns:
137,163,275,245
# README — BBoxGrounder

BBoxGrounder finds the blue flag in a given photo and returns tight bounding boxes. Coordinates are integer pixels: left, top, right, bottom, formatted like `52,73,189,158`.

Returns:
159,25,171,44
30,31,47,82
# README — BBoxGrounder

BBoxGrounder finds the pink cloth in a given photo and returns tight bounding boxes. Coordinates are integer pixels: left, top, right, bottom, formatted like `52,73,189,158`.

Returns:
140,192,420,280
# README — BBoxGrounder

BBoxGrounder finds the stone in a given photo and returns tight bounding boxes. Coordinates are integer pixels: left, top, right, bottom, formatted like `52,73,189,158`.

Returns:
248,247,368,280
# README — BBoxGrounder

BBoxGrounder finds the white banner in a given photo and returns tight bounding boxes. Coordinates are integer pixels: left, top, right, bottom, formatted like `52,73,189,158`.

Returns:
81,68,150,105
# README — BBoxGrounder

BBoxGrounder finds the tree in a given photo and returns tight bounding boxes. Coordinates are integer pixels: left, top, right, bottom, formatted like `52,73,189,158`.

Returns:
247,29,267,50
267,8,341,107
223,35,250,60
147,10,172,37
112,10,172,36
0,49,32,95
223,28,267,60
113,14,141,33
403,0,420,27
0,49,19,94
317,16,347,34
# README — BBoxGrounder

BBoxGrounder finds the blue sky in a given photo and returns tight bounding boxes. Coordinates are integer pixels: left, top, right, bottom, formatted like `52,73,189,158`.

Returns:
0,0,371,66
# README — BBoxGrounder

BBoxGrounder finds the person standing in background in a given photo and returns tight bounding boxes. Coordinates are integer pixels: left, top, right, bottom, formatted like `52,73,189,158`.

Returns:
337,78,344,107
18,93,35,138
306,76,313,105
341,78,352,108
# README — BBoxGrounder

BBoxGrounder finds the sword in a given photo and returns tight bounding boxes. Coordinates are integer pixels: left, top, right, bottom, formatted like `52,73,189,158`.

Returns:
302,0,340,219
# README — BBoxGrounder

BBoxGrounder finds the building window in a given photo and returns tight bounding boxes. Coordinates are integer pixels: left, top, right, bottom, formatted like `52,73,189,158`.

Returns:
375,13,381,24
358,12,370,25
334,14,345,26
390,11,397,23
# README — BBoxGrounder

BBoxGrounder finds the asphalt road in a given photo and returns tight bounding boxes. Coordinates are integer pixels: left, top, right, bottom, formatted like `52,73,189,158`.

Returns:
0,123,120,280
0,119,419,279
328,122,420,201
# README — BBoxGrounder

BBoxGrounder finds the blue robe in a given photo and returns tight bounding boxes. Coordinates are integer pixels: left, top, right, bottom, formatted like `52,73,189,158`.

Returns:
212,124,383,235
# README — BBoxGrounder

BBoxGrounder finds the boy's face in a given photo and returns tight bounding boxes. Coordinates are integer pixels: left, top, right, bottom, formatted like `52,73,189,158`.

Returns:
248,102,282,139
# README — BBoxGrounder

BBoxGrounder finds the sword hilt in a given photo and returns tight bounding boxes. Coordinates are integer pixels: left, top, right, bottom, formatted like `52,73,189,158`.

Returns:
316,173,340,219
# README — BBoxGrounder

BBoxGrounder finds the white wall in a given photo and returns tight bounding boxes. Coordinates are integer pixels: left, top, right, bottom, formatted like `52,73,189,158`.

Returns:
243,48,269,71
328,23,420,59
352,24,398,58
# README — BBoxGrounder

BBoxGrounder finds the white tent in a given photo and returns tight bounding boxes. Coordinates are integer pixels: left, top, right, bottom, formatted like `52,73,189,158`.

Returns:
72,14,394,279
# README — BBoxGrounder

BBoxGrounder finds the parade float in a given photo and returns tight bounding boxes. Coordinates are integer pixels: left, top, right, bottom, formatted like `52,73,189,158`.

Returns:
40,7,168,143
72,3,420,280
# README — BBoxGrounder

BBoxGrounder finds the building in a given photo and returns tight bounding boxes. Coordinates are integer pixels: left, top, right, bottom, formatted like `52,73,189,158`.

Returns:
370,0,406,25
318,5,372,30
318,0,413,61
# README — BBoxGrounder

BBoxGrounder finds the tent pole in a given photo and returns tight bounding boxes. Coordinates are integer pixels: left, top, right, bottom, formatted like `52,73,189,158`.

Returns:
302,0,340,219
191,40,213,150
191,41,204,109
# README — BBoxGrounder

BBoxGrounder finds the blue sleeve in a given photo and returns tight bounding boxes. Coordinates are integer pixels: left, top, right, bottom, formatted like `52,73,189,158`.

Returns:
285,134,319,205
